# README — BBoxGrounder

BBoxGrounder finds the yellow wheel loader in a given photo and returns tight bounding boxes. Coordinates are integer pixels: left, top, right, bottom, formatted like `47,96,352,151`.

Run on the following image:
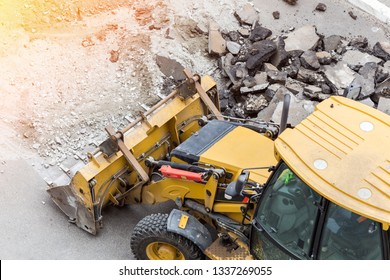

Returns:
47,70,390,260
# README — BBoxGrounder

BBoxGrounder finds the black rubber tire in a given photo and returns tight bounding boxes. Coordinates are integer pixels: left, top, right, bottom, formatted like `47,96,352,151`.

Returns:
130,213,204,260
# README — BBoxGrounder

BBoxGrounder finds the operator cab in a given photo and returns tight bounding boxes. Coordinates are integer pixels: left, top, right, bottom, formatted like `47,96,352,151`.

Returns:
249,162,388,260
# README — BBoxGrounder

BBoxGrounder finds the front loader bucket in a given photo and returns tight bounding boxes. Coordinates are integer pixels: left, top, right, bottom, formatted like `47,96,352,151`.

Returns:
47,162,97,234
46,70,219,234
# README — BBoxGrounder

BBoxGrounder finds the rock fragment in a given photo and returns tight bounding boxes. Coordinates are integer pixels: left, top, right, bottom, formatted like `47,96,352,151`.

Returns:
228,31,241,42
272,95,317,126
297,68,325,85
348,11,357,20
235,3,259,25
208,21,226,55
373,42,390,61
316,51,332,65
323,35,342,52
257,87,292,121
284,25,320,52
249,21,272,42
375,78,390,98
342,50,382,68
324,62,355,89
300,51,320,70
377,97,390,115
270,37,289,68
240,83,269,95
304,85,322,99
246,40,277,70
109,50,119,63
245,94,268,114
272,11,280,20
285,78,305,95
284,0,297,5
238,28,250,37
263,63,278,72
267,70,287,85
156,55,185,82
315,3,327,12
349,36,368,49
226,41,241,55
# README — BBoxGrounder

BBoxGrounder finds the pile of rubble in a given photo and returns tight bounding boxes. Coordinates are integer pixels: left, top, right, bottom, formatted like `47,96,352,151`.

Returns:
207,4,390,125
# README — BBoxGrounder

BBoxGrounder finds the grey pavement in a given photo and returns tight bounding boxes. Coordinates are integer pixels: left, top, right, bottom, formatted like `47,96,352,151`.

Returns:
0,160,174,259
378,0,390,6
253,0,389,44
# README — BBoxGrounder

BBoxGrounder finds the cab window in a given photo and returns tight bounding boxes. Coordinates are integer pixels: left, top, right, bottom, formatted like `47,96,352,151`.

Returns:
253,163,321,259
318,202,383,260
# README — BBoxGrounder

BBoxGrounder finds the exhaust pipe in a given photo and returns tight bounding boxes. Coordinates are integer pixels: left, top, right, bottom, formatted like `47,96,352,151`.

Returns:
279,94,291,136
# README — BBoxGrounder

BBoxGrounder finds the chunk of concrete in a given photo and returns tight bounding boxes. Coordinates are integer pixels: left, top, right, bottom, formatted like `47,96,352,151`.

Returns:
285,78,305,95
267,70,287,85
359,98,375,108
254,71,268,84
208,21,226,55
349,36,368,49
270,37,289,68
226,41,241,55
323,35,342,52
316,51,332,65
300,50,320,70
271,94,317,126
245,94,269,114
234,3,259,25
238,28,250,37
346,62,377,100
377,97,390,115
284,25,320,52
263,63,278,72
257,87,292,121
240,83,269,94
297,68,325,85
304,85,322,99
324,62,356,89
342,50,382,68
384,61,390,74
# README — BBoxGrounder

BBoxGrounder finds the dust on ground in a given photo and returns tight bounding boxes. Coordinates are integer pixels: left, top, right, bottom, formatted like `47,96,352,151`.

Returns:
0,0,237,179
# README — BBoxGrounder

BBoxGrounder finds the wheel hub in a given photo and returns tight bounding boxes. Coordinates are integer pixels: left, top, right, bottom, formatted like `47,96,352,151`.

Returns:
146,242,185,260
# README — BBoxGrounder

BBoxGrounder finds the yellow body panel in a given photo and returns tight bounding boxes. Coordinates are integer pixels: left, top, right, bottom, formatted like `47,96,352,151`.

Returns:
200,126,277,183
275,96,390,229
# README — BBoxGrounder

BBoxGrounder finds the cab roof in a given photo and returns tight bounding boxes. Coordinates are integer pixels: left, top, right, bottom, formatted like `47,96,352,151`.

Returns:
275,96,390,229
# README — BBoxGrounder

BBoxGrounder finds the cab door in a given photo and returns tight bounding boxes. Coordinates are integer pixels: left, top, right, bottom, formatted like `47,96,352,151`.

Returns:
250,162,321,259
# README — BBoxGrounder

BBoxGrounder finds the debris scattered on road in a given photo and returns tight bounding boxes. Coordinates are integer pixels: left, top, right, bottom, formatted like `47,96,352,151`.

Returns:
315,3,327,12
109,50,119,63
284,0,298,5
349,11,357,20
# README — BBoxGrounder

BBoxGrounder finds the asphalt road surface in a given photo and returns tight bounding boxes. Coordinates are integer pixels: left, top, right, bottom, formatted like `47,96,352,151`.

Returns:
0,159,174,259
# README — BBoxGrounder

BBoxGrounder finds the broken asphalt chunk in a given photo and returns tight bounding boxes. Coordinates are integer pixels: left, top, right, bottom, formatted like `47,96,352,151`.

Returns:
284,25,320,53
249,21,272,42
246,40,277,70
373,42,390,61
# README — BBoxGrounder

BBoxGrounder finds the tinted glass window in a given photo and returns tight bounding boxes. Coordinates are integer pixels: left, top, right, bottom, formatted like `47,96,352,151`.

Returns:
318,202,383,260
254,163,321,259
